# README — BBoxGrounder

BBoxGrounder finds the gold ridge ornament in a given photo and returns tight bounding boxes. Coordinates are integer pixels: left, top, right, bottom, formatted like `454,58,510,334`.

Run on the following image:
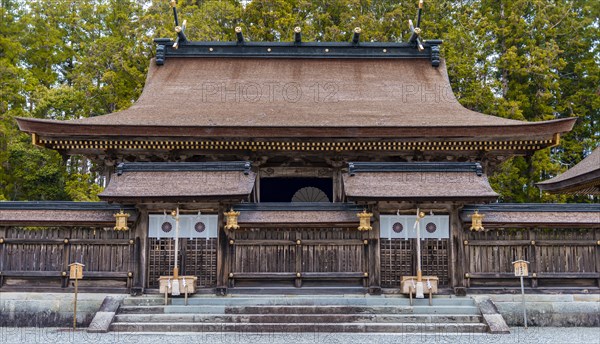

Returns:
224,209,241,230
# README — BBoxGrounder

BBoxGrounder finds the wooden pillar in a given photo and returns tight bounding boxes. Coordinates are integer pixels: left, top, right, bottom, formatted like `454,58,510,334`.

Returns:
216,204,228,295
0,226,5,288
332,168,343,203
530,229,538,289
368,204,381,294
452,205,467,293
595,229,600,288
136,207,149,292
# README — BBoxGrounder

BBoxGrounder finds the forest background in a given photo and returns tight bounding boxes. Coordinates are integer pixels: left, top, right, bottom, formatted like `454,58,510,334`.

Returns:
0,0,598,202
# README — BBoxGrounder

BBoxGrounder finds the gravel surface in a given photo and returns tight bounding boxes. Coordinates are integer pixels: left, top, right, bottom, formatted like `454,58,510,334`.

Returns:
1,327,599,344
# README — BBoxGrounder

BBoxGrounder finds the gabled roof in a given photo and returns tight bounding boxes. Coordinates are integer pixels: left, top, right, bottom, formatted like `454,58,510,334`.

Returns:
17,57,574,141
0,202,136,226
461,204,600,227
537,148,600,195
343,162,498,201
99,161,256,203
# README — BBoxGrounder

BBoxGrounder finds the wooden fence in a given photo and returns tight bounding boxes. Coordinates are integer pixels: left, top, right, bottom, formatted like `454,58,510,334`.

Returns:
463,227,600,289
0,226,135,291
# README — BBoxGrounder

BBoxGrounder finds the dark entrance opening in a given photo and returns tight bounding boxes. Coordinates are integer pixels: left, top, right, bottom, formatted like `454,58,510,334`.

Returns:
260,177,333,202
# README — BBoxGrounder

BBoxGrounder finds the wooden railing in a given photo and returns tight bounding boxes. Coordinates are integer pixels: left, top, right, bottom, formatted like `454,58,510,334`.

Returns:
462,228,600,290
0,226,135,291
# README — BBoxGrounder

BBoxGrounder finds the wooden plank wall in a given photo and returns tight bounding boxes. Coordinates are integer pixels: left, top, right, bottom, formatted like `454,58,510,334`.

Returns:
0,226,134,291
463,228,600,289
147,238,217,289
228,227,368,287
380,239,449,288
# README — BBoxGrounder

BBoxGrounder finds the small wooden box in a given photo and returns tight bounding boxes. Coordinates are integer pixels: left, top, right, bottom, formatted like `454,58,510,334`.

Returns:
400,276,439,294
158,276,198,294
68,263,84,280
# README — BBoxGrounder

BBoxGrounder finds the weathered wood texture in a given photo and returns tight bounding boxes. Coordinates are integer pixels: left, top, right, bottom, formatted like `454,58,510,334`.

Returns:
380,238,449,288
147,238,217,289
0,227,134,290
463,228,600,289
228,227,368,287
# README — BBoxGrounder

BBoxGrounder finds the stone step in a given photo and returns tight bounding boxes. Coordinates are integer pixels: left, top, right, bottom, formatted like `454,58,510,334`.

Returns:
110,322,488,333
169,297,476,307
122,296,476,307
118,304,480,315
114,313,483,324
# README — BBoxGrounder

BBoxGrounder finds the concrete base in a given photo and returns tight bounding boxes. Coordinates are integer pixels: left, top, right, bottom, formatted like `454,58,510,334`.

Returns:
484,294,600,327
0,293,127,327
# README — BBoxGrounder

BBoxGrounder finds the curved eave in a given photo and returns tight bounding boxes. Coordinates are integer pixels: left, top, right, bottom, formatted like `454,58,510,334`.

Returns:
16,117,576,140
537,169,600,194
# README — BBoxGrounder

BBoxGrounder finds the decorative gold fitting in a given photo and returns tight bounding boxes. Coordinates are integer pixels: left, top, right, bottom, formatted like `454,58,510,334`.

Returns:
463,240,468,245
169,0,176,8
114,210,130,231
465,273,470,278
296,240,301,245
235,26,242,33
62,271,67,277
63,239,69,244
363,240,368,245
229,273,234,278
354,27,362,34
127,272,133,277
469,210,485,231
596,240,600,246
363,272,369,277
531,240,536,245
294,26,302,33
414,27,422,35
532,273,537,278
229,240,234,245
224,209,240,230
175,26,182,33
0,238,4,244
418,0,424,9
129,239,134,245
357,210,373,231
296,273,301,278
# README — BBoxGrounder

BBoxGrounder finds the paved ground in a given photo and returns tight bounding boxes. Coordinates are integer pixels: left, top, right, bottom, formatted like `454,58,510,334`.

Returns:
1,327,599,344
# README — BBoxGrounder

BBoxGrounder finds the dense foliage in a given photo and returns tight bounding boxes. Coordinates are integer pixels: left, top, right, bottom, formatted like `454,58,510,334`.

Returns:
0,0,598,202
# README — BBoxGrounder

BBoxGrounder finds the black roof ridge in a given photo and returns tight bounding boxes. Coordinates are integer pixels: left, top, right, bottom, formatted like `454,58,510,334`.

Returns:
348,161,483,176
116,161,252,175
0,201,135,211
233,202,364,212
462,203,600,212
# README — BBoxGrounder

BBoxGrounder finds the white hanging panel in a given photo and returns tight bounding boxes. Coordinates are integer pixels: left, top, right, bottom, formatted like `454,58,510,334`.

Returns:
149,214,218,239
380,215,449,239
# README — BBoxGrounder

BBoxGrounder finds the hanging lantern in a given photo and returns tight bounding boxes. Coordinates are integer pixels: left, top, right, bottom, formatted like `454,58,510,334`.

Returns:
224,209,240,230
357,210,373,231
469,210,485,231
113,210,130,231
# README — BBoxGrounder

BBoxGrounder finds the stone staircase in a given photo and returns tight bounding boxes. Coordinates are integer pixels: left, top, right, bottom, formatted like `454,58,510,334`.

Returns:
109,294,491,333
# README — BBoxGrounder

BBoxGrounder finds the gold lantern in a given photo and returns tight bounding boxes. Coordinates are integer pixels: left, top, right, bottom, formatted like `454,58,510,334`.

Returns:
469,210,485,231
114,210,130,231
357,210,373,231
224,209,240,230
